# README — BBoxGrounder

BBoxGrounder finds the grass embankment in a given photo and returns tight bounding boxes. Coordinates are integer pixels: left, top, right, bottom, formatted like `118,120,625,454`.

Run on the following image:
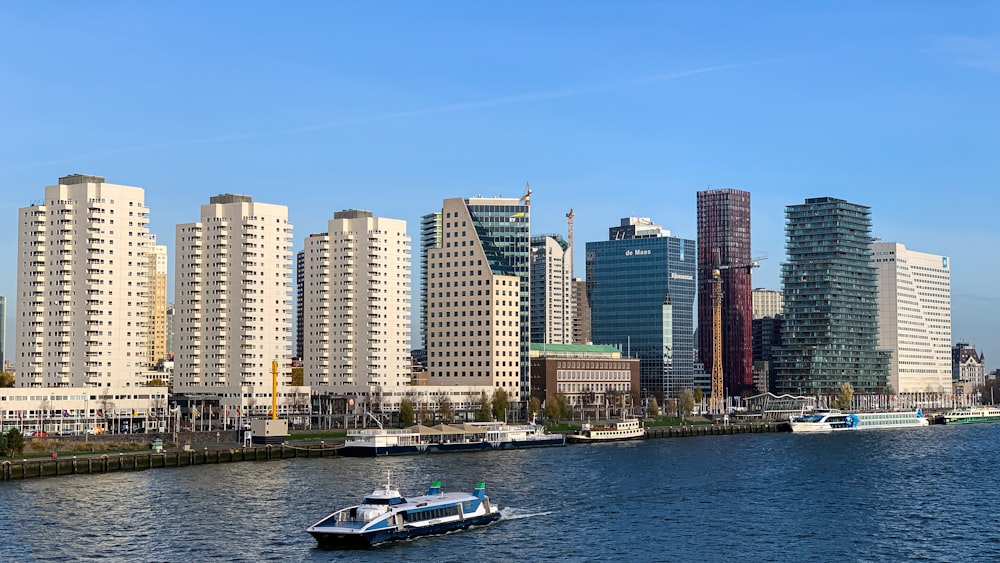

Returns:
15,438,163,458
643,416,713,427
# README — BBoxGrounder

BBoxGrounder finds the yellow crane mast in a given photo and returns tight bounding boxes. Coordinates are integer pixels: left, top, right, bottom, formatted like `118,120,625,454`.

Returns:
710,257,766,415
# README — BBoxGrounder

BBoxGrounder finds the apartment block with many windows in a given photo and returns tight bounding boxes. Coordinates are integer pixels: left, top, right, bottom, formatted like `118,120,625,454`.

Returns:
16,174,153,388
173,194,294,414
302,210,411,408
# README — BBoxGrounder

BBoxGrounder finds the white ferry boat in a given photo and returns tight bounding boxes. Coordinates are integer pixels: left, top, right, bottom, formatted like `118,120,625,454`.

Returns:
566,418,646,443
337,422,565,457
306,473,500,549
940,405,1000,425
788,409,928,433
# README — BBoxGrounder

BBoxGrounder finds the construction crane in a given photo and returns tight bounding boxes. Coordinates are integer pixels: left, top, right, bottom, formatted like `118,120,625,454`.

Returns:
566,207,575,278
518,183,532,206
709,256,766,415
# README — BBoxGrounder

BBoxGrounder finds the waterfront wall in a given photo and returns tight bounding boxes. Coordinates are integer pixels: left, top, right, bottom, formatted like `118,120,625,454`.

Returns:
644,422,786,438
2,424,787,481
0,443,336,481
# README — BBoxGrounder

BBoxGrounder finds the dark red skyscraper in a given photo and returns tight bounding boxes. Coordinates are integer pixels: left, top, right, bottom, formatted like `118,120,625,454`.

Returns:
697,188,753,396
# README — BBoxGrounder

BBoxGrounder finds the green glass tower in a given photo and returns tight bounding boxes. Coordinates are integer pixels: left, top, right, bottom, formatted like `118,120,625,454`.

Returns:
775,197,889,395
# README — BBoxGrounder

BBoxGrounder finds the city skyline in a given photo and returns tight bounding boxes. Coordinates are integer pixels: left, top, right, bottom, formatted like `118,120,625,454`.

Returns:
2,3,999,368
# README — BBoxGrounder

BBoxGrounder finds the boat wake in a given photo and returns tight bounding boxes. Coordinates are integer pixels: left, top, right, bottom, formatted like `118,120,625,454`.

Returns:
500,508,553,520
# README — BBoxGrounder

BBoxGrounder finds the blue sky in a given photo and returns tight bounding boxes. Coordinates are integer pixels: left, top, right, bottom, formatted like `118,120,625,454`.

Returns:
2,2,999,369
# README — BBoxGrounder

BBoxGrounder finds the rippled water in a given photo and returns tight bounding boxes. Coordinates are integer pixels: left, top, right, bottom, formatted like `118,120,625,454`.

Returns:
2,424,998,561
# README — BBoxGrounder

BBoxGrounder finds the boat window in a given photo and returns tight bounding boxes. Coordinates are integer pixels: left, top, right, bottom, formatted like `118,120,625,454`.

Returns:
362,497,393,505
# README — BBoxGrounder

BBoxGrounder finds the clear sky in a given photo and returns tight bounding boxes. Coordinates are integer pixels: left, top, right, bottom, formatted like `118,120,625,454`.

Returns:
2,2,999,370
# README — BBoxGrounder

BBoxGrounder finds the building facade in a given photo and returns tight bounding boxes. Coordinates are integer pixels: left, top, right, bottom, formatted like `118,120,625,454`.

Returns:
425,196,530,404
419,211,442,353
295,249,305,360
697,188,753,396
530,234,573,345
529,343,640,413
302,210,411,410
752,288,784,320
775,197,889,395
0,295,6,370
145,242,168,368
952,343,985,388
586,217,696,401
173,194,295,414
16,174,153,388
872,241,952,394
751,288,784,394
572,278,591,344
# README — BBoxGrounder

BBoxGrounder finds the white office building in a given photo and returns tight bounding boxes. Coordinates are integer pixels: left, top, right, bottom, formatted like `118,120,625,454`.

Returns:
174,194,296,414
16,174,153,388
302,210,411,408
872,241,952,394
530,234,573,344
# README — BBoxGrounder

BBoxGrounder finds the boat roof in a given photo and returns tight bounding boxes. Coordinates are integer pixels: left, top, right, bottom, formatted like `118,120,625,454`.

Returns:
402,423,490,436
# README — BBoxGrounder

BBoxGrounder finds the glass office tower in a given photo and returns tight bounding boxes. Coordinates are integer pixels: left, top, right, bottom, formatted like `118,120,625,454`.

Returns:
586,218,696,402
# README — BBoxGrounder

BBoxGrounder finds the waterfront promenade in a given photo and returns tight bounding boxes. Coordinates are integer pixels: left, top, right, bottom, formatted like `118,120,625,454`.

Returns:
0,421,786,481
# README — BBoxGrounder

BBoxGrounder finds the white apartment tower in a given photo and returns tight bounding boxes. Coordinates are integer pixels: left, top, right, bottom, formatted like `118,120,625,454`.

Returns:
303,210,411,403
145,242,168,367
872,241,952,394
16,174,152,388
530,234,573,344
174,194,293,412
426,197,529,402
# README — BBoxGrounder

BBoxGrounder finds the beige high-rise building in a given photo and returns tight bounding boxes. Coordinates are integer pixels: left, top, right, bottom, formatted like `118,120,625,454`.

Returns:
303,210,411,408
872,241,952,394
15,174,152,388
174,194,294,414
751,288,784,319
145,242,168,367
426,196,529,402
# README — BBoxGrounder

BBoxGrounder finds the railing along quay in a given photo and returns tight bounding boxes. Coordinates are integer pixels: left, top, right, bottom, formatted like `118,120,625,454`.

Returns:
0,443,339,481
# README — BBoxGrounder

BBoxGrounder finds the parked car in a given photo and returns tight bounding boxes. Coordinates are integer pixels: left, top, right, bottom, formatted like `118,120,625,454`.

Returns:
31,431,48,437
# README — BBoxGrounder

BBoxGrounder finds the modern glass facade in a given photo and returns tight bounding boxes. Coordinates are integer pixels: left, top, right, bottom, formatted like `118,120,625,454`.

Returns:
296,249,304,360
775,197,889,395
697,188,753,395
586,224,696,401
419,212,442,352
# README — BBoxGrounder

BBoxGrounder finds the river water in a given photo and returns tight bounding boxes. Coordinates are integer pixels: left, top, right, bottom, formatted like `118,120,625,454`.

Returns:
1,423,997,562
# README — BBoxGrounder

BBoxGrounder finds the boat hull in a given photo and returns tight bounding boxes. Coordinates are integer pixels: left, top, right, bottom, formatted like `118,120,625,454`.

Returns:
789,410,928,432
943,416,1000,425
566,433,645,444
310,511,501,549
500,436,566,448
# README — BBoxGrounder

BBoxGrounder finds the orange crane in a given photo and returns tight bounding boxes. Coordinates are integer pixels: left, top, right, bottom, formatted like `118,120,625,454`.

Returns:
709,256,766,415
519,183,532,206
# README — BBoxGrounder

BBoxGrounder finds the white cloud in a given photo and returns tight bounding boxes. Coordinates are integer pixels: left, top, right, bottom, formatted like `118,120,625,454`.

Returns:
925,35,1000,72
